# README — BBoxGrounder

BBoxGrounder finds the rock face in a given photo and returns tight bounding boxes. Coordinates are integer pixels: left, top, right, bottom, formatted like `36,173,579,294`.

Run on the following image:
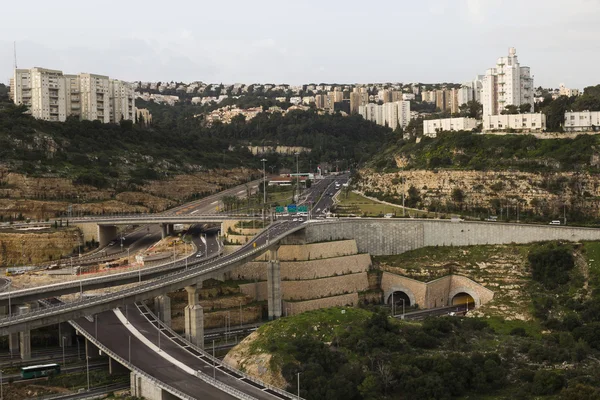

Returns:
223,331,288,388
0,167,258,219
357,168,600,216
0,229,80,266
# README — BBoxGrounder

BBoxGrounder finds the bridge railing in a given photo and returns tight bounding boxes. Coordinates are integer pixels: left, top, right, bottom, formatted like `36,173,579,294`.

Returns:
68,318,197,400
0,239,220,302
0,221,310,328
136,302,301,400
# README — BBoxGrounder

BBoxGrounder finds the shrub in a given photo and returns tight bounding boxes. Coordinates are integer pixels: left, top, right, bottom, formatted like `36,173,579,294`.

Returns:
528,242,574,288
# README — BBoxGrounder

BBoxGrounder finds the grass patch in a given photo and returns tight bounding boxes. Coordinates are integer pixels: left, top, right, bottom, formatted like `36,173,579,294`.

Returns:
485,316,543,339
335,191,431,217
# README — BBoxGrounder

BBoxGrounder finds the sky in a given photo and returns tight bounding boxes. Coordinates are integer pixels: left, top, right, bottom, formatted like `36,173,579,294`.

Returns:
1,0,598,88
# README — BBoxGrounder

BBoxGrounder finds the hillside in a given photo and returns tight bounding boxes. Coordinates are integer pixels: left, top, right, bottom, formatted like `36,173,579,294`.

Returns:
225,241,600,400
0,83,390,219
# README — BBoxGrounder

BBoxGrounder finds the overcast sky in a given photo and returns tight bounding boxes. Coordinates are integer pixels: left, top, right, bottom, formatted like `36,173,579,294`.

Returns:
1,0,598,88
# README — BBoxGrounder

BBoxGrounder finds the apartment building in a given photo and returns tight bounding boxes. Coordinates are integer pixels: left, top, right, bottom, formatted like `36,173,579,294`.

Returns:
482,113,546,132
481,48,534,116
349,87,369,114
423,117,478,137
563,111,600,132
458,76,483,105
359,101,411,130
11,67,135,123
559,84,580,98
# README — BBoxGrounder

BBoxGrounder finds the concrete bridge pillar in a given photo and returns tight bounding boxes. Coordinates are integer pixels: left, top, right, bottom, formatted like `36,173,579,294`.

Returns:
154,295,172,327
184,284,204,349
98,225,119,248
160,224,168,239
166,224,174,235
267,248,282,320
131,371,178,400
17,305,31,360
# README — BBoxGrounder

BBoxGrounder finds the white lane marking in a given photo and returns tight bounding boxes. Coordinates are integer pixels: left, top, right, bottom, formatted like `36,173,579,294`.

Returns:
114,308,197,375
210,201,218,205
190,210,200,214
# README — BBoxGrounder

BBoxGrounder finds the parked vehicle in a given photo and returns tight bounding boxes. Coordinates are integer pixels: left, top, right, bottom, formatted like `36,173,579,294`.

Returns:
549,220,561,225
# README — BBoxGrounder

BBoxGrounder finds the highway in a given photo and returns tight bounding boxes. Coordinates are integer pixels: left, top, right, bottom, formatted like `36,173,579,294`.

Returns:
0,177,348,335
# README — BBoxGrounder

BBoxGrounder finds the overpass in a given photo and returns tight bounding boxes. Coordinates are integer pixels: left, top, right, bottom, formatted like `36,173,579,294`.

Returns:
71,214,262,247
4,218,600,339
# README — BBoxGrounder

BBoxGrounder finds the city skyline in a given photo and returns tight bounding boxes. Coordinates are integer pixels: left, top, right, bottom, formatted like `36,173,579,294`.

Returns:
1,0,599,88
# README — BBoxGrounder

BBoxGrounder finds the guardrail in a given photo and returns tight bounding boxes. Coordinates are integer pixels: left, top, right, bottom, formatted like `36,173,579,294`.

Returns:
0,239,217,303
136,302,302,400
69,318,197,400
0,220,302,328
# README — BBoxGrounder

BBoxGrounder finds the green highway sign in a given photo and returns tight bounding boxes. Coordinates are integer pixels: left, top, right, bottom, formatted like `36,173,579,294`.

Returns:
287,204,297,213
298,205,308,212
275,206,285,213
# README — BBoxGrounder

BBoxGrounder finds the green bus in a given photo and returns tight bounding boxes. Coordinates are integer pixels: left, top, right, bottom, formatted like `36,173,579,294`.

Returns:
21,363,61,379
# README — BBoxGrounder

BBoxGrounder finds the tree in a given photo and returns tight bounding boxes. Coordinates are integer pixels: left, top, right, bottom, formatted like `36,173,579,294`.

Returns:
501,105,520,115
451,188,465,204
528,242,574,289
458,101,482,119
519,103,532,113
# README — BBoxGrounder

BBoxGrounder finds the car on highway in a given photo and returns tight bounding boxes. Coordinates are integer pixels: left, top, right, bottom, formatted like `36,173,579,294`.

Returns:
292,218,299,222
196,252,204,258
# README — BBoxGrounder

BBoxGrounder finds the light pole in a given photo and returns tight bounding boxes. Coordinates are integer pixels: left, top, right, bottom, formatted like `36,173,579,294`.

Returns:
297,372,301,400
295,152,300,202
128,335,131,364
86,343,90,392
239,301,242,328
212,340,216,379
1,369,3,400
261,158,267,225
62,336,66,366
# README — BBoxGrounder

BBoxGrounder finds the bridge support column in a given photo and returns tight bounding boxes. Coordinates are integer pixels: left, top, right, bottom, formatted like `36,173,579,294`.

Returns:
160,224,168,239
9,332,19,357
98,225,119,248
184,285,204,349
267,248,282,320
131,371,177,400
154,295,172,327
19,330,31,360
16,305,31,360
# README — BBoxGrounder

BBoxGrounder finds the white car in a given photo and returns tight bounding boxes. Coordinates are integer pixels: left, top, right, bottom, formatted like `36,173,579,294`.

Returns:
298,217,304,221
292,218,299,222
196,252,204,258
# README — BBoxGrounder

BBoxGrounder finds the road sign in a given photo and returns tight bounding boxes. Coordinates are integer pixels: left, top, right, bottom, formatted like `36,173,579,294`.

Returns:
287,204,297,213
275,206,285,213
298,205,308,213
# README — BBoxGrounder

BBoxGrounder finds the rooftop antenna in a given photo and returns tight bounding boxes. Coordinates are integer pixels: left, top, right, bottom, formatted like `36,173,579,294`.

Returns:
13,41,18,69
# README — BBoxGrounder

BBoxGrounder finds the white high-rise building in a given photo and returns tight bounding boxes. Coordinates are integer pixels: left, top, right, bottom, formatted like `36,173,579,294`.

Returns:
11,67,135,123
359,101,411,130
481,48,534,116
458,75,484,106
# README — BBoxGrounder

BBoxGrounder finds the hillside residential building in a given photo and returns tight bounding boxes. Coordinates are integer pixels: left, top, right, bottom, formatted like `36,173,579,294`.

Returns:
349,87,369,114
11,67,135,123
359,101,411,130
481,48,534,116
563,111,600,132
136,108,153,126
482,113,546,132
458,76,484,105
423,117,479,137
559,84,580,98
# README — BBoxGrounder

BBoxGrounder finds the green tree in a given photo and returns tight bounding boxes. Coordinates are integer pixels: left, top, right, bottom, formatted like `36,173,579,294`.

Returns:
528,242,574,289
519,103,532,113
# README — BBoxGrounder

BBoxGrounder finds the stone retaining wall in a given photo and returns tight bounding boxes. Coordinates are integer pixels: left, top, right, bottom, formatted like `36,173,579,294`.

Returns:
238,272,370,302
228,254,371,281
305,219,600,256
252,240,358,261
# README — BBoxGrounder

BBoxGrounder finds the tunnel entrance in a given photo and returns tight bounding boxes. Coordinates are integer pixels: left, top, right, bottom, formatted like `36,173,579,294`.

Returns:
451,292,476,310
387,291,411,315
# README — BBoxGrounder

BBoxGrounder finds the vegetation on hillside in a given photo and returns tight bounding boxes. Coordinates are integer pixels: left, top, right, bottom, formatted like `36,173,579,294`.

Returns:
0,84,390,189
237,241,600,400
370,131,600,173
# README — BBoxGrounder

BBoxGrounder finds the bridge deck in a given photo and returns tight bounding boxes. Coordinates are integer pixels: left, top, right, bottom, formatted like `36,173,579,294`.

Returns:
75,311,236,400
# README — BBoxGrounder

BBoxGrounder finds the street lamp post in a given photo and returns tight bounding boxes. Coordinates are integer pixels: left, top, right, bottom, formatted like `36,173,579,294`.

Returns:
261,158,267,224
297,372,301,400
1,369,3,400
239,301,242,328
86,343,90,392
62,336,66,366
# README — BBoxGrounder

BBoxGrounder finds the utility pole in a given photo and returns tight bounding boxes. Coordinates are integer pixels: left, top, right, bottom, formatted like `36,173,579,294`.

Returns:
261,158,267,225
